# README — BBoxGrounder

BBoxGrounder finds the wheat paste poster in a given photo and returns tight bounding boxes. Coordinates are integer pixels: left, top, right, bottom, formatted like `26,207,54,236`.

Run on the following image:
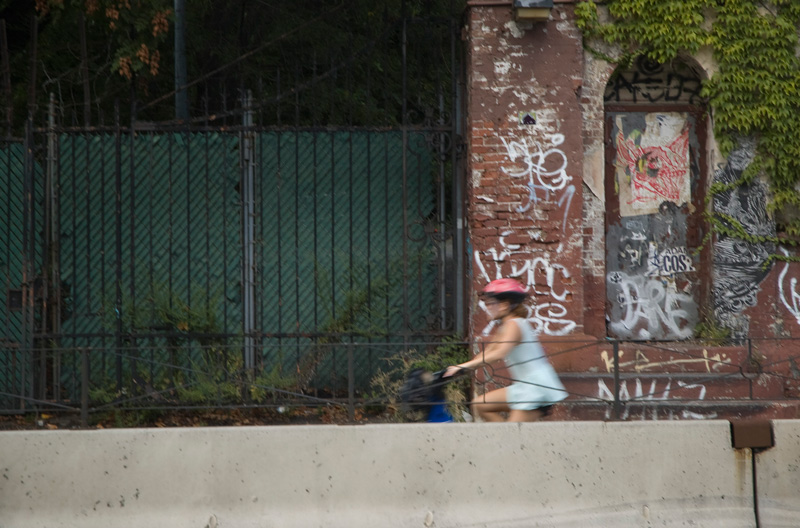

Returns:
614,113,690,217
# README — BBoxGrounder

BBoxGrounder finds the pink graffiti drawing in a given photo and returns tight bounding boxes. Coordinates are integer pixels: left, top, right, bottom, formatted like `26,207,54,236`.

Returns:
615,124,690,208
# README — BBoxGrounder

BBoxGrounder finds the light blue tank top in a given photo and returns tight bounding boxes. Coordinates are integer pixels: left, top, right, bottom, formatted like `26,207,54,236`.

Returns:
504,318,567,410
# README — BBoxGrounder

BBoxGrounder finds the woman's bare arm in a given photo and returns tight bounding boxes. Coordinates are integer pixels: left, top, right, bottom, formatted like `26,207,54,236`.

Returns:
444,319,521,376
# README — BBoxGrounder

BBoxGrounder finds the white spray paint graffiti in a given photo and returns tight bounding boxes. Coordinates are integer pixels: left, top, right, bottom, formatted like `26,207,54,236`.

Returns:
607,271,697,340
778,247,800,326
475,240,576,336
499,134,576,233
596,378,716,420
474,133,579,337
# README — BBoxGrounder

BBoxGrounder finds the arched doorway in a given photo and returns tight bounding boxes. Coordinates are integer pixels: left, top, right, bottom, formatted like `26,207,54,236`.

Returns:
604,56,708,340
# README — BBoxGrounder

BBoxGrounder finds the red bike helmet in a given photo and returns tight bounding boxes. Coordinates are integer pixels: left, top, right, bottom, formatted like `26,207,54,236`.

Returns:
482,278,527,304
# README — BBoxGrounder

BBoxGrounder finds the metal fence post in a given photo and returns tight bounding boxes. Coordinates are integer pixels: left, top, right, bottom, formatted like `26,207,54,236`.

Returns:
347,344,355,422
80,348,89,428
46,93,62,401
114,101,123,394
612,340,622,420
21,116,35,410
241,91,256,375
748,338,753,400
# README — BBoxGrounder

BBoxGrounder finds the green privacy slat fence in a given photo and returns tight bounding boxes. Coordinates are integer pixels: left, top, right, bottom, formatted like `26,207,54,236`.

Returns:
1,137,46,409
0,141,27,406
257,131,436,391
51,129,437,399
59,132,241,342
55,132,241,398
1,141,24,346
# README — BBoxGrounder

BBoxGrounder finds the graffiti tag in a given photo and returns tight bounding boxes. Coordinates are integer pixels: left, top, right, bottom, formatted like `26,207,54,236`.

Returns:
499,134,575,232
597,378,716,420
607,271,697,340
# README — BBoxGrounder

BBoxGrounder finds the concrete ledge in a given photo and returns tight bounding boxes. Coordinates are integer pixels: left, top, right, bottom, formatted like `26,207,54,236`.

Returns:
756,420,800,528
0,421,754,528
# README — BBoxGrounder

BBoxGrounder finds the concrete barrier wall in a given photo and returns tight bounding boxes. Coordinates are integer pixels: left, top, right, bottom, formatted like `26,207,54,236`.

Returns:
756,420,800,528
0,421,758,528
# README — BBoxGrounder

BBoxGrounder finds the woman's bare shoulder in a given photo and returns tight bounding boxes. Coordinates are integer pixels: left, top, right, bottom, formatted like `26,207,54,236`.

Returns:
497,317,523,340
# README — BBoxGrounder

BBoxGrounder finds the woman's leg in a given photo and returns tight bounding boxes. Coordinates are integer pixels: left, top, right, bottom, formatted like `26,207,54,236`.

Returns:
471,387,510,422
507,408,544,423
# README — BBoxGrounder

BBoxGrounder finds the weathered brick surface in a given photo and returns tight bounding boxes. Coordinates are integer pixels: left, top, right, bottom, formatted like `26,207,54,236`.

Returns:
464,2,800,418
466,4,586,342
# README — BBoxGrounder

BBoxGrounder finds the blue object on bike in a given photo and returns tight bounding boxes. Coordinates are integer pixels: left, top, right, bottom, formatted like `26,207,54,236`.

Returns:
400,368,459,423
427,397,453,422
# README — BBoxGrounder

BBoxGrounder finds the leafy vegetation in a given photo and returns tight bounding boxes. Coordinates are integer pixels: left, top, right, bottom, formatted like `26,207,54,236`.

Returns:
369,335,470,422
91,263,441,409
576,0,800,248
1,0,464,130
693,309,732,343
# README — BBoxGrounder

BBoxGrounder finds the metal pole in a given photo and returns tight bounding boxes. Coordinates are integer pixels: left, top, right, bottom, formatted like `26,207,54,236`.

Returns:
81,349,89,428
748,338,753,400
347,345,355,422
25,16,39,404
114,102,123,393
48,93,61,337
78,13,91,127
46,93,59,398
26,15,37,118
612,340,621,420
450,14,465,336
401,0,409,343
21,117,34,410
129,93,138,390
174,0,189,121
241,91,256,373
438,86,447,331
0,20,13,134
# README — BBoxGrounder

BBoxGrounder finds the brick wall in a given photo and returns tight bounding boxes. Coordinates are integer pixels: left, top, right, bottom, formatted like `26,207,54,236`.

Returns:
462,0,800,420
465,3,587,341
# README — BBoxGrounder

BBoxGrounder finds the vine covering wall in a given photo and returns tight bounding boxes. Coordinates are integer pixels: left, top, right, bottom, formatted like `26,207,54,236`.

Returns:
576,0,800,250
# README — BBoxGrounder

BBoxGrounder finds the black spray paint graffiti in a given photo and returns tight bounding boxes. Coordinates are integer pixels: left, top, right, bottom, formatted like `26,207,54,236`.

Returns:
711,141,775,338
647,246,696,277
611,219,649,272
609,207,689,274
605,57,703,105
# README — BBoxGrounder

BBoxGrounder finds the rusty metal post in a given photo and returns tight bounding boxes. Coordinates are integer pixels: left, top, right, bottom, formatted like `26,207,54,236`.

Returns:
46,93,61,399
80,348,89,428
748,338,754,400
114,101,123,393
612,340,622,420
347,344,355,422
21,117,36,409
241,91,256,375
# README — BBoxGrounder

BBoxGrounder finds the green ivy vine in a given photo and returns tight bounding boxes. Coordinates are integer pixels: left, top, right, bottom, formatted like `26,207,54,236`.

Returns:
576,0,800,251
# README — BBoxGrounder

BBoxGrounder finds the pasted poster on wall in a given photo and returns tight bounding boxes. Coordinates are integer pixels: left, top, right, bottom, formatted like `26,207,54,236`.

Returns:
605,109,702,340
646,244,697,277
614,113,690,217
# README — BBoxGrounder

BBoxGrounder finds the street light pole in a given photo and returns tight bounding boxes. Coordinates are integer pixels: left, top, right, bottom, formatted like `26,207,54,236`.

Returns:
174,0,189,121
